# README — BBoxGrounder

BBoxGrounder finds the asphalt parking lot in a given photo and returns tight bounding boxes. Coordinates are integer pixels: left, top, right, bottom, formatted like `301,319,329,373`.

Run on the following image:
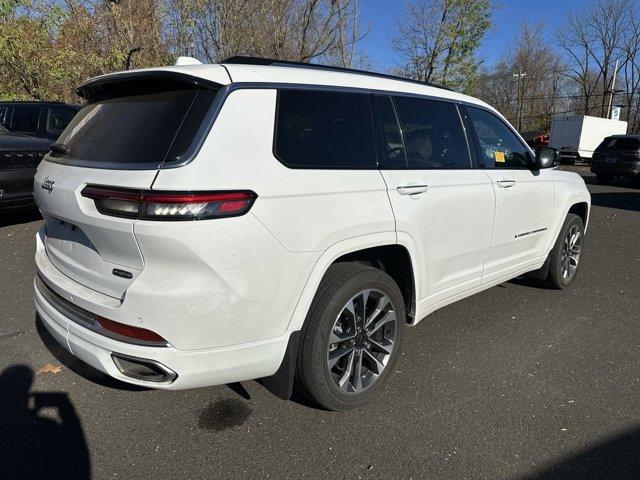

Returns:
1,166,639,480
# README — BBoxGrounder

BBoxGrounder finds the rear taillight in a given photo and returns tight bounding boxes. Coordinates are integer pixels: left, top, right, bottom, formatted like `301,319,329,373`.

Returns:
81,186,257,220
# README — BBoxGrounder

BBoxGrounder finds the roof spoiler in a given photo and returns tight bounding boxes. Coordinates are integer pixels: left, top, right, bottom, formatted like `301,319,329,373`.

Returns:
76,71,222,100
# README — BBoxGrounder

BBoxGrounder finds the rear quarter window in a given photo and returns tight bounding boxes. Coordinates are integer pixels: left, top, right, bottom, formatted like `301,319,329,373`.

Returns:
274,90,376,169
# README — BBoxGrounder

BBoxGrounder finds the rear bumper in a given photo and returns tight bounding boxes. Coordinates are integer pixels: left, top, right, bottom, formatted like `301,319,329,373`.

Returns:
590,161,640,177
34,275,291,389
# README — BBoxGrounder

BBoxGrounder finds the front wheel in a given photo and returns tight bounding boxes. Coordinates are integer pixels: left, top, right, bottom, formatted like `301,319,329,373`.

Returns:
546,214,585,289
295,263,406,411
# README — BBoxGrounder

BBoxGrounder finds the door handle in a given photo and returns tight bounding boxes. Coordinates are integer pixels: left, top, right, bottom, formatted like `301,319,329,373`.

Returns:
397,184,429,195
496,179,516,188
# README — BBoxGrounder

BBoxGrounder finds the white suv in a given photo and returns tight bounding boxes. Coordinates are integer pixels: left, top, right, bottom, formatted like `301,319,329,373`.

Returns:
33,57,590,410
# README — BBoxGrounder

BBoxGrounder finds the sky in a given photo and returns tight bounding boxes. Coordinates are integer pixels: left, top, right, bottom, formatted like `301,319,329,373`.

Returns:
358,0,581,72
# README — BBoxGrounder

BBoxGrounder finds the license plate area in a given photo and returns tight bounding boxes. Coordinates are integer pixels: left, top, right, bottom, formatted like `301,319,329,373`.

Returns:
46,218,97,256
44,217,139,298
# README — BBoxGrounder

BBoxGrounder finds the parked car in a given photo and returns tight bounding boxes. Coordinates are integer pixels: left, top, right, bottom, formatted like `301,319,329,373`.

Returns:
0,101,81,140
32,57,591,410
0,123,51,207
590,135,640,184
549,115,627,164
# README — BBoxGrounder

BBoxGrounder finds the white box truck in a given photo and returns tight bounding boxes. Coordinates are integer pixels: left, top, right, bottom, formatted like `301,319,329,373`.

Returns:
549,115,627,163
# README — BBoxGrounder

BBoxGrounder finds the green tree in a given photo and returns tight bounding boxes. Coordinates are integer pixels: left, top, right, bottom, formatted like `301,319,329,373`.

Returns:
0,0,171,102
392,0,492,91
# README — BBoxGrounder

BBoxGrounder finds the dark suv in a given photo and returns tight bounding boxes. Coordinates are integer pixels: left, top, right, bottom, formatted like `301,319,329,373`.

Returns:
0,101,81,140
591,135,640,184
0,124,51,207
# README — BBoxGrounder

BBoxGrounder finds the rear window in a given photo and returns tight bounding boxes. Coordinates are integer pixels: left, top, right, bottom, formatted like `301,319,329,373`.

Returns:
10,105,41,134
55,84,218,166
46,106,78,139
274,90,376,169
599,137,640,151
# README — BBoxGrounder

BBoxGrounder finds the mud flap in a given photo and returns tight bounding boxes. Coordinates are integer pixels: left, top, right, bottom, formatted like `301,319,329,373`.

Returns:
259,331,300,400
527,254,551,280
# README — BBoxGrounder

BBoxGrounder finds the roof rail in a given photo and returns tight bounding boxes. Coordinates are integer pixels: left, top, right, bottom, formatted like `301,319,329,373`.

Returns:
221,56,453,92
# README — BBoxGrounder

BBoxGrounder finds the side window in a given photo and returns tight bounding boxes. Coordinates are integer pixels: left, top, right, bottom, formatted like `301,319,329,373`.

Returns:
374,96,407,168
393,96,470,169
0,107,7,128
274,90,376,168
467,106,530,169
10,105,42,134
46,106,77,138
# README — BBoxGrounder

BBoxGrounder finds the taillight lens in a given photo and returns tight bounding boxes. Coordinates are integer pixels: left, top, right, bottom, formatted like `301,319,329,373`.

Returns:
81,186,257,220
96,316,168,344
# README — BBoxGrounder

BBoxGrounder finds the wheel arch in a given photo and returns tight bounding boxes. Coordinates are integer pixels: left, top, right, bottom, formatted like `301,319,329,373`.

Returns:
568,201,589,227
333,244,416,321
546,193,591,254
285,233,419,333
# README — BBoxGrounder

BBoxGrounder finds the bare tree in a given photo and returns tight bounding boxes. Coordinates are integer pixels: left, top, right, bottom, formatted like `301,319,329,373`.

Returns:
172,0,362,66
555,0,634,118
474,22,568,132
619,10,640,132
392,0,492,91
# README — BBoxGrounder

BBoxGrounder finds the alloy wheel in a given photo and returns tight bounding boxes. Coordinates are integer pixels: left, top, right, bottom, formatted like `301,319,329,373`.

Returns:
326,289,397,394
561,225,582,281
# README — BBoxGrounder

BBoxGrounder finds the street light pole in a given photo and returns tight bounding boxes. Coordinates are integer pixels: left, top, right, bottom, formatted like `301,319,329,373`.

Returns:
607,59,619,119
513,70,526,131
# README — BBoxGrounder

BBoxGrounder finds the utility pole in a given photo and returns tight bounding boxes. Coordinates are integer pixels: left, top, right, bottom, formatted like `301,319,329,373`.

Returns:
513,70,526,132
607,59,619,119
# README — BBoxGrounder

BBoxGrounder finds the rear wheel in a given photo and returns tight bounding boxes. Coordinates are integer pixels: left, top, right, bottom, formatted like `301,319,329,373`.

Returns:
546,214,584,289
295,263,406,411
597,173,614,185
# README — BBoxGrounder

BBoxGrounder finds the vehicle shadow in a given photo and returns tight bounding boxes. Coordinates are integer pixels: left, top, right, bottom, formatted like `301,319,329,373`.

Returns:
582,175,640,190
0,205,41,228
0,364,91,479
520,426,640,480
590,192,640,213
36,315,147,392
506,276,555,290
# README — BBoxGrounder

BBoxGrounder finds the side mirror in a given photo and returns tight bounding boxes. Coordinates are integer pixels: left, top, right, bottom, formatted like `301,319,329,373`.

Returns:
532,147,558,169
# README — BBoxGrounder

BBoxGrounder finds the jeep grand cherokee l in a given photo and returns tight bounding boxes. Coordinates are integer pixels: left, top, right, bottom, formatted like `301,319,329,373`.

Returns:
33,57,591,410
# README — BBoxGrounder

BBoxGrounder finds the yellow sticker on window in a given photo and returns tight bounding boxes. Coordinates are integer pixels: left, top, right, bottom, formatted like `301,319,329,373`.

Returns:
495,151,506,163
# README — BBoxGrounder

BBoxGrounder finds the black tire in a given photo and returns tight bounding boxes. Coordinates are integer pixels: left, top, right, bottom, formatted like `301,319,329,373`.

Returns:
597,173,613,185
295,263,406,411
546,214,585,289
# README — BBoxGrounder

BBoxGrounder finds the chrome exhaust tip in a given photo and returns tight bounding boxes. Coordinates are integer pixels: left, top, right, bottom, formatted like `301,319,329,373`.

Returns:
111,353,177,384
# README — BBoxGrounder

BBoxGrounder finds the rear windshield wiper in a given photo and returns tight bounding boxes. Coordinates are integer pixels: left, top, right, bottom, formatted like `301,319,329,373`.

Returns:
50,142,69,155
